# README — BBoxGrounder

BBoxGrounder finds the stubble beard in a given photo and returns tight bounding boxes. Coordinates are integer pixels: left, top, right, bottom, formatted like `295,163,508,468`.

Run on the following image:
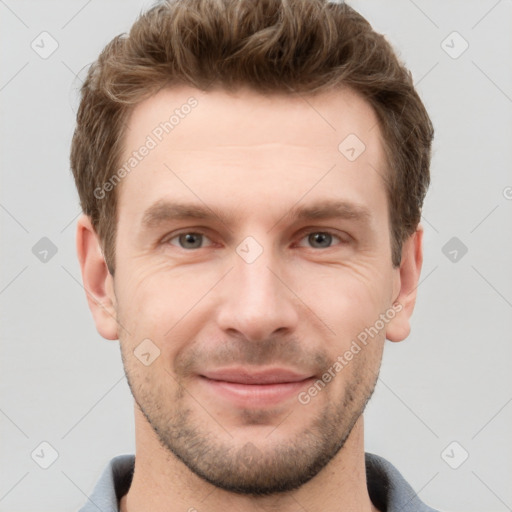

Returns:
121,344,380,496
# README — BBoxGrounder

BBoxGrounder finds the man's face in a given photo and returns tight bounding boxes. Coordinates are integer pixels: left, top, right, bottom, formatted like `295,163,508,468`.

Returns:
109,86,402,494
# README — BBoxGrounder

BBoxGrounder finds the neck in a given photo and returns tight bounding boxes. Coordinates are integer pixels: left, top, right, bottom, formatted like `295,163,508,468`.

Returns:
120,406,379,512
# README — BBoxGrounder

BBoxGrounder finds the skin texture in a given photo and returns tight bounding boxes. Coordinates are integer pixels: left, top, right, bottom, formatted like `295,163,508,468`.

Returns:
76,85,423,512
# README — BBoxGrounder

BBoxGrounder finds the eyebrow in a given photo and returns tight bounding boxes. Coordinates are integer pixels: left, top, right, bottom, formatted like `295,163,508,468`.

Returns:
140,198,372,230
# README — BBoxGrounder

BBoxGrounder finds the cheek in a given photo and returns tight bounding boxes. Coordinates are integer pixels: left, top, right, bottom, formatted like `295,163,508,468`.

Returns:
292,262,389,332
115,249,393,356
115,262,219,350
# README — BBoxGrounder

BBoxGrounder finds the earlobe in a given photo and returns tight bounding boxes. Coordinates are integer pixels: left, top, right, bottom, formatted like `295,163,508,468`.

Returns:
385,225,424,343
76,214,119,341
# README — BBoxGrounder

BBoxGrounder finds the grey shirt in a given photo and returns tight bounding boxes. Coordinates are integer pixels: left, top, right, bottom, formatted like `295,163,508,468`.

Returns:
78,452,440,511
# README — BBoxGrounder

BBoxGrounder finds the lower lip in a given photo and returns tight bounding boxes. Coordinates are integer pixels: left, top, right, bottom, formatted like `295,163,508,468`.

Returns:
199,376,314,407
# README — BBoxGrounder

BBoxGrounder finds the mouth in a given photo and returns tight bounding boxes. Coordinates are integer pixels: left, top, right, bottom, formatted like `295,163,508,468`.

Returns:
198,367,316,407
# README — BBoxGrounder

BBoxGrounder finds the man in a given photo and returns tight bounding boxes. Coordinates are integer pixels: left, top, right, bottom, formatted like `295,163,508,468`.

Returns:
71,0,438,510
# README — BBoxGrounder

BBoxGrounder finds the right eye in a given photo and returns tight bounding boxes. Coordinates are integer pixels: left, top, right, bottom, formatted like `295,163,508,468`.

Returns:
166,232,214,250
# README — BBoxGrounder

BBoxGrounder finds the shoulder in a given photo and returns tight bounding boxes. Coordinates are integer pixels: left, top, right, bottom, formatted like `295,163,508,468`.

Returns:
365,452,442,512
78,454,135,512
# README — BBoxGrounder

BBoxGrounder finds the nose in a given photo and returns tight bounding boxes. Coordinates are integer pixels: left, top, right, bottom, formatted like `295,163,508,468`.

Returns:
215,243,299,342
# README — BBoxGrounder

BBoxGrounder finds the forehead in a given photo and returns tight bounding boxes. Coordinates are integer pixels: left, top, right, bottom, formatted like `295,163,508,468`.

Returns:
124,84,383,153
117,85,389,227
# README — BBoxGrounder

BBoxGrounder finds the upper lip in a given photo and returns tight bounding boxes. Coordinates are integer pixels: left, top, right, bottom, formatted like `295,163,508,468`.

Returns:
200,367,313,385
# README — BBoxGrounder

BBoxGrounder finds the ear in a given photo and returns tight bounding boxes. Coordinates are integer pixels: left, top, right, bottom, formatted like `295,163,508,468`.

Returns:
385,224,423,343
76,214,119,340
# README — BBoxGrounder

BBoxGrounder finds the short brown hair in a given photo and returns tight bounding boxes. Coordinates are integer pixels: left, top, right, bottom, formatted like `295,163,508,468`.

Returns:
70,0,434,273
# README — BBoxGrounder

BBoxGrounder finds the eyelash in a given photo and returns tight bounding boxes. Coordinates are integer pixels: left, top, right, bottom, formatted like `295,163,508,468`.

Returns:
163,229,350,250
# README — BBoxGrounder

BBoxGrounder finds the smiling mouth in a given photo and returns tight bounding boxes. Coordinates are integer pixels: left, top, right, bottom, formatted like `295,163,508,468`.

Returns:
198,367,316,407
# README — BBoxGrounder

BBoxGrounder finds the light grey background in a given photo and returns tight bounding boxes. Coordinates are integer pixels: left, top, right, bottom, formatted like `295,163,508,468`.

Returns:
1,1,511,511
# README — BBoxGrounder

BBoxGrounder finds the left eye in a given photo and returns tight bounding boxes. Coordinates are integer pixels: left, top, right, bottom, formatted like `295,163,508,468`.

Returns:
297,231,344,249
